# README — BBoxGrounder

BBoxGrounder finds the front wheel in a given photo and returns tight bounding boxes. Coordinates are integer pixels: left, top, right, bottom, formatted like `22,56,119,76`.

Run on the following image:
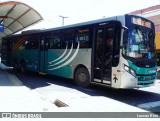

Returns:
74,67,90,87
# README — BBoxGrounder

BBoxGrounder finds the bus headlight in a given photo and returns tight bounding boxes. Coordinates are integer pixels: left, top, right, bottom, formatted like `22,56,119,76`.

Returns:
124,65,129,71
123,64,136,76
130,69,136,76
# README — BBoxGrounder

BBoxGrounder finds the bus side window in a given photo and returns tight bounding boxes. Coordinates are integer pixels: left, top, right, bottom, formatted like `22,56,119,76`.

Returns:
49,31,61,49
40,39,45,50
25,37,38,49
45,41,49,49
30,41,34,49
49,36,61,49
41,35,49,50
29,40,38,49
62,29,75,48
76,33,89,48
25,40,29,49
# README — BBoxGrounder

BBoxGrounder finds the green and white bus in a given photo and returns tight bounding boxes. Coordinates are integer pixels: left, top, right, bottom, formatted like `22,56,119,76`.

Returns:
1,14,157,89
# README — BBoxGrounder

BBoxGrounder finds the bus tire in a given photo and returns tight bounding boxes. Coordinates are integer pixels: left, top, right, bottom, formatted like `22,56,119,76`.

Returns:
20,61,26,73
74,67,90,87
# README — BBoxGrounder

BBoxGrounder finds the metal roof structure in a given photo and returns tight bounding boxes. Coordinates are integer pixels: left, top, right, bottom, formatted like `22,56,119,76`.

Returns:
0,1,43,39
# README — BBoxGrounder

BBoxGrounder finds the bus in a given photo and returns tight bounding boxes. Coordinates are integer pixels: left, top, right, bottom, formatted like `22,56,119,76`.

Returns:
1,14,157,89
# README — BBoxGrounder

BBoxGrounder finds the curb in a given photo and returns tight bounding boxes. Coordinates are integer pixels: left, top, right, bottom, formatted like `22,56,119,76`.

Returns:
0,68,23,86
6,72,23,86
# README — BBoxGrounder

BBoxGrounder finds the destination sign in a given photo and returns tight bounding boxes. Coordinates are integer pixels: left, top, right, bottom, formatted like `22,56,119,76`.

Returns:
132,17,151,28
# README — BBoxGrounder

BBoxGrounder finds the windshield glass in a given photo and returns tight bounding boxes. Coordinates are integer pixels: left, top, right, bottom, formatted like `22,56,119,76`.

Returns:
123,25,155,59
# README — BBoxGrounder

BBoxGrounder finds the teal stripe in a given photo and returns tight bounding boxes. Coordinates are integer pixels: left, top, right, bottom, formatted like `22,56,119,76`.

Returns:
128,61,156,75
47,50,72,78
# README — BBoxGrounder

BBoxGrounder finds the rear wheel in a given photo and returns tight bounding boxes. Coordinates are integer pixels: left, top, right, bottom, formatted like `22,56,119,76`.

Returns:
74,67,90,87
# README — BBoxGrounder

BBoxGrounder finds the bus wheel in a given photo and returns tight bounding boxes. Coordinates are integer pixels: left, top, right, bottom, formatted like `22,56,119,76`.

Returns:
74,67,90,87
20,61,26,73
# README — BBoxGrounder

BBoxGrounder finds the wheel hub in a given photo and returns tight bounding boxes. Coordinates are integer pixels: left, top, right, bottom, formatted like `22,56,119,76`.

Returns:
78,72,86,82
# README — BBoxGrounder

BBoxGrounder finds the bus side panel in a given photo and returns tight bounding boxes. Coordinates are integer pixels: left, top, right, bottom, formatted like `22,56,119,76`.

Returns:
46,49,72,78
69,49,92,78
11,38,39,72
22,49,39,72
46,49,91,79
111,63,121,88
119,57,137,88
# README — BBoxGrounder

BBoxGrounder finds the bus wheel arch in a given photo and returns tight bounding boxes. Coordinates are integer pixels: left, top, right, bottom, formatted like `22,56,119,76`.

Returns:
74,65,90,87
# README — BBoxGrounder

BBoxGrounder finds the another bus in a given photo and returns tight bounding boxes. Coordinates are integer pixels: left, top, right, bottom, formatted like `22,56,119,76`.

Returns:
1,14,157,89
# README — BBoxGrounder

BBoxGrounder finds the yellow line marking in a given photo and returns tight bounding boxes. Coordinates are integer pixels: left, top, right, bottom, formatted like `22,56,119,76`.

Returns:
39,72,47,75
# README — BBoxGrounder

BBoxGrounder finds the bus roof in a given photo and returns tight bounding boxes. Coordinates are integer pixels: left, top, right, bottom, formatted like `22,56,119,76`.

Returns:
19,14,125,36
3,14,153,38
42,16,118,32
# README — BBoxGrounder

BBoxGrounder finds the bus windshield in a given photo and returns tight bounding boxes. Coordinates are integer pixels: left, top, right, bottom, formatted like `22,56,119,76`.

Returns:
123,19,155,60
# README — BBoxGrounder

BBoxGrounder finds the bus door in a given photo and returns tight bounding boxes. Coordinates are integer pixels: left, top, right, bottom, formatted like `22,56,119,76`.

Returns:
93,26,114,84
39,35,48,73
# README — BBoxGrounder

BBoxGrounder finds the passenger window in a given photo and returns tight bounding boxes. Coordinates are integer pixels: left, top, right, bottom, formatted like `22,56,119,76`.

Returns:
24,36,38,49
25,40,29,49
49,36,61,49
30,40,38,49
62,29,75,48
76,33,89,48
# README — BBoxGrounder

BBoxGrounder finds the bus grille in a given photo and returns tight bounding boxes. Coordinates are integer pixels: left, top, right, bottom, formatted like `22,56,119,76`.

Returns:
137,75,155,86
135,61,156,68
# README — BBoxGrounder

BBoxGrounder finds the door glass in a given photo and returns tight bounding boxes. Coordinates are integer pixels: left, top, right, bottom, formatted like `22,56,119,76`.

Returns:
94,27,114,82
103,28,114,80
94,29,103,80
96,29,103,69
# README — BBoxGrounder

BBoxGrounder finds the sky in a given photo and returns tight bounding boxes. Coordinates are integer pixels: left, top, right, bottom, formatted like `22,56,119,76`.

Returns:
1,0,160,30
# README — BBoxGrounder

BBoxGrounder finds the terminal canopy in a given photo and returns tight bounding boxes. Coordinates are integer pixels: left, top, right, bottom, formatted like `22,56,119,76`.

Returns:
0,1,43,39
